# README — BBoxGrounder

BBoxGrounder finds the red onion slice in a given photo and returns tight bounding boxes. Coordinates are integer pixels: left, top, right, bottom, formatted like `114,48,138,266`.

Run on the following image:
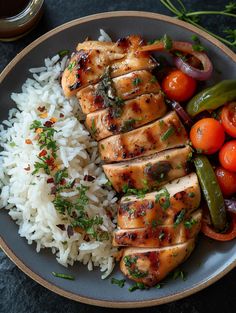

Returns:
165,99,193,127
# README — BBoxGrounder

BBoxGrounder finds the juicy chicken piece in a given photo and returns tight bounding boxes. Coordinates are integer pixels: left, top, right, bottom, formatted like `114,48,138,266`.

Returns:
86,93,166,141
113,209,202,247
77,70,161,114
99,111,188,163
120,239,195,286
61,35,157,97
103,146,191,193
117,173,201,229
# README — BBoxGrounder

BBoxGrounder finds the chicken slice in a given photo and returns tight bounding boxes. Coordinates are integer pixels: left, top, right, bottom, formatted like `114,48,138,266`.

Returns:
117,173,201,229
62,35,157,97
77,70,161,114
103,146,191,193
120,239,195,286
86,93,166,141
113,209,202,247
99,111,188,163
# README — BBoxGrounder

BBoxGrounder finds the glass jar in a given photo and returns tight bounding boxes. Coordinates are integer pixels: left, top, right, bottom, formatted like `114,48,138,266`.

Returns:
0,0,44,42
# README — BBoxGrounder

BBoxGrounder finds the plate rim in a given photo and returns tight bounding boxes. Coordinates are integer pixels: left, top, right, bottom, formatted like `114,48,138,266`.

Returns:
0,10,236,308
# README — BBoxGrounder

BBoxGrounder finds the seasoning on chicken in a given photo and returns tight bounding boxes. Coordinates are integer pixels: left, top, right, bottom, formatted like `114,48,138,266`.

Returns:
99,111,188,163
61,35,157,97
77,69,161,114
117,173,201,229
86,93,166,140
113,209,202,247
103,146,191,192
120,239,195,286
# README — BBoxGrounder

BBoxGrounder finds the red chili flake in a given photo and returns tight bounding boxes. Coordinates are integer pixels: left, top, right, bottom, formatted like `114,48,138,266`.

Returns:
84,175,95,182
50,186,57,195
24,164,30,171
60,178,66,185
56,224,66,231
47,177,54,184
67,225,74,238
43,120,53,128
59,113,64,118
39,149,47,157
37,106,46,112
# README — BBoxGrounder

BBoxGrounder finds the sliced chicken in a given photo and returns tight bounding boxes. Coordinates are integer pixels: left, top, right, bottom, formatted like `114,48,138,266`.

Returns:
103,146,191,193
77,70,161,114
117,173,201,229
99,111,188,163
113,209,202,247
120,239,195,286
86,93,166,141
62,35,157,97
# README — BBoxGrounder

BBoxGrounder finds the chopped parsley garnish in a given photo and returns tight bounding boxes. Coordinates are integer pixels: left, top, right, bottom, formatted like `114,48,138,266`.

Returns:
128,282,148,292
111,278,126,288
161,126,175,141
120,119,136,133
188,192,195,198
191,35,205,52
58,49,70,58
172,268,187,281
150,75,158,83
174,209,186,227
155,188,170,210
122,184,148,199
132,77,142,86
162,34,173,50
67,60,76,72
124,255,137,267
55,168,68,185
129,268,148,279
90,118,97,135
184,218,197,229
52,272,75,280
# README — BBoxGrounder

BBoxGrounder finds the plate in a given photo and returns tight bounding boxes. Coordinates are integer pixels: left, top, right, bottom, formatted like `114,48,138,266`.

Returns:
0,11,236,308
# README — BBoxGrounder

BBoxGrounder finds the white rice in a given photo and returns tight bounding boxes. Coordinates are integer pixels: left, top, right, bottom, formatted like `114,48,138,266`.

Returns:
0,50,118,278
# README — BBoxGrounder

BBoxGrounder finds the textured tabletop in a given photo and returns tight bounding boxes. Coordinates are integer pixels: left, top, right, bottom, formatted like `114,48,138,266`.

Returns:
0,1,236,312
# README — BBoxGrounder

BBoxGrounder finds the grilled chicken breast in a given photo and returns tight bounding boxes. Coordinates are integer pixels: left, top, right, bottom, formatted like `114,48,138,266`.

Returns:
113,209,202,247
99,111,188,163
120,239,195,286
62,35,157,97
117,173,201,229
103,146,191,193
86,93,166,141
77,70,161,114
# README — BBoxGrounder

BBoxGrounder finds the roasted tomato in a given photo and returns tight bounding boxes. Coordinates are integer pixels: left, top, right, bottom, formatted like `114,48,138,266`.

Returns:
215,167,236,196
190,118,225,154
219,140,236,172
221,102,236,138
162,69,197,102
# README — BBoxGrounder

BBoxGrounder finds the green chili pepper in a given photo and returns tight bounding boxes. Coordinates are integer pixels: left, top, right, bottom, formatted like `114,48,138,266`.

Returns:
186,80,236,116
194,155,227,232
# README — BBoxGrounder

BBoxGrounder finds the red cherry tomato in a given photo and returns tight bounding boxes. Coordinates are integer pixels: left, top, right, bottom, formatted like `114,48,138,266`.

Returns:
190,118,225,154
215,167,236,196
162,69,197,102
221,102,236,138
219,140,236,172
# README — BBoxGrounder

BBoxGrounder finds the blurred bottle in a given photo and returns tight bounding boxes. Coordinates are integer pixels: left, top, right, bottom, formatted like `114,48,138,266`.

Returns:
0,0,44,41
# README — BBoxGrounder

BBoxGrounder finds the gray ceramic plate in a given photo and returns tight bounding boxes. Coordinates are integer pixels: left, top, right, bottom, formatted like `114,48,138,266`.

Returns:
0,11,236,308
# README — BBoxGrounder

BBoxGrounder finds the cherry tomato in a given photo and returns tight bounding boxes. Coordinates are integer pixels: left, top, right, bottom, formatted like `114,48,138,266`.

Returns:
190,118,225,154
221,102,236,138
162,69,197,102
219,140,236,172
215,167,236,196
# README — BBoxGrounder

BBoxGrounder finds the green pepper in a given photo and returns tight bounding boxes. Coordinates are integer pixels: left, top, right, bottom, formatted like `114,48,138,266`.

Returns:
186,80,236,116
194,155,227,232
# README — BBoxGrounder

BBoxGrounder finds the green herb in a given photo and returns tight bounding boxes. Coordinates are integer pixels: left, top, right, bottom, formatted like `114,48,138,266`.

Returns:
53,195,74,215
191,35,205,51
132,77,142,86
173,51,188,61
129,282,148,292
159,120,165,128
188,192,195,198
172,268,187,281
75,185,89,211
155,283,163,289
162,34,173,50
111,278,126,288
124,255,137,267
184,218,197,229
32,158,50,175
150,75,158,83
91,118,97,135
122,184,148,199
174,209,186,227
58,49,70,58
161,126,175,141
120,119,137,133
160,0,236,48
30,120,42,130
55,168,68,185
67,61,76,72
129,268,148,279
9,142,16,147
52,272,75,280
155,188,170,210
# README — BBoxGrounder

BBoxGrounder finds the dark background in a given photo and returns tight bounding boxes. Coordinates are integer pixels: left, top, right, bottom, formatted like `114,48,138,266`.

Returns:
0,1,235,312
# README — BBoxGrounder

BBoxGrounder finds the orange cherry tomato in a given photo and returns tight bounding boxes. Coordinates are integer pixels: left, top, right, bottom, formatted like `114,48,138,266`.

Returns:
162,69,197,102
215,167,236,196
201,213,236,241
221,102,236,138
190,118,225,154
219,140,236,172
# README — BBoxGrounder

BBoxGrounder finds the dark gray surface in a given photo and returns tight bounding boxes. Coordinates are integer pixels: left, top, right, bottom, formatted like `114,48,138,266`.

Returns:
0,1,236,312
